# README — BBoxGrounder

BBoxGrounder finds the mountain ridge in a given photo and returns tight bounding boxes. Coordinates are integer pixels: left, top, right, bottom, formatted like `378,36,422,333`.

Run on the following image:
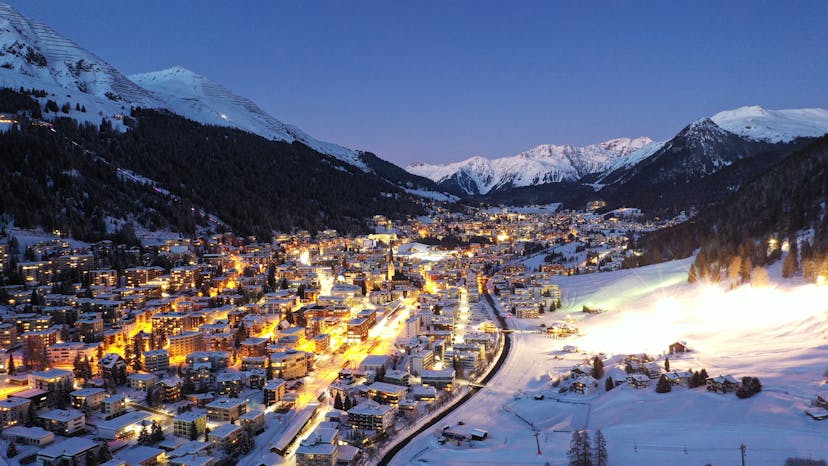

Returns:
408,137,653,195
0,3,445,197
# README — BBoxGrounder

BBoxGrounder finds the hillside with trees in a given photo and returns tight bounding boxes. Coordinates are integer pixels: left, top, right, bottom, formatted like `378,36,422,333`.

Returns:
0,88,427,240
625,134,828,283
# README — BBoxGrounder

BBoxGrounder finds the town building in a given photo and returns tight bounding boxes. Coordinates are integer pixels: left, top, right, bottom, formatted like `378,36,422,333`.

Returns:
70,388,106,411
173,411,207,439
270,350,310,380
205,398,247,422
347,401,395,433
0,396,30,428
168,331,206,358
264,378,287,406
38,408,86,435
142,349,171,372
207,423,244,449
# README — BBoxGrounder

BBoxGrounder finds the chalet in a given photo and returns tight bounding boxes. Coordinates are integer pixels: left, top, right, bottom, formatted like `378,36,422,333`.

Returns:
626,373,650,389
674,370,693,385
570,363,593,378
570,375,597,394
546,322,578,338
669,341,689,354
706,375,740,394
99,353,128,383
642,362,662,379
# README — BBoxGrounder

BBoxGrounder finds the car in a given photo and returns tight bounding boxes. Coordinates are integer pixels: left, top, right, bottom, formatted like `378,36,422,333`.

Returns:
533,394,545,400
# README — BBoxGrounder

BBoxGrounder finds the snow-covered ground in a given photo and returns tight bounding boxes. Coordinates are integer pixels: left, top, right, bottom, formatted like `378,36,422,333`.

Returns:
711,106,828,143
391,258,828,465
6,227,90,250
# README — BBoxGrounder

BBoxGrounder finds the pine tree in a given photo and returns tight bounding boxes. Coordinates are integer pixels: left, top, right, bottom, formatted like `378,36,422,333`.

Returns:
655,374,672,393
204,426,211,442
124,344,133,373
687,263,698,283
334,393,344,410
604,377,614,392
782,249,798,278
751,266,770,288
739,256,753,284
572,430,592,466
593,430,608,466
138,423,150,445
591,356,604,379
151,419,164,442
98,441,112,462
7,441,18,458
7,352,15,375
74,353,84,379
664,357,670,373
189,421,198,441
728,255,742,288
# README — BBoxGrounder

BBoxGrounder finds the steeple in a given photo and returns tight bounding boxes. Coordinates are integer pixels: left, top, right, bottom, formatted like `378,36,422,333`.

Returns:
387,243,395,281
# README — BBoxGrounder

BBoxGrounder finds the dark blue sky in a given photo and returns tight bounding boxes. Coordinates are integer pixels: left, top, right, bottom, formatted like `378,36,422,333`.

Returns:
8,1,828,165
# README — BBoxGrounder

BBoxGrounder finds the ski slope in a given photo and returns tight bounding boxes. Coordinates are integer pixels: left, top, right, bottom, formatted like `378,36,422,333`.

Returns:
391,258,828,465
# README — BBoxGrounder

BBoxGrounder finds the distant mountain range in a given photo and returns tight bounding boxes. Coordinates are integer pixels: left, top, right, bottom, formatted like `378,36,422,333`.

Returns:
408,137,653,195
411,105,828,214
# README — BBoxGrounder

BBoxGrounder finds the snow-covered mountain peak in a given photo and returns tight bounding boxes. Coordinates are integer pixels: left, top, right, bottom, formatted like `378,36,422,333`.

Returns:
406,137,652,195
0,3,159,116
711,105,828,142
0,3,372,173
130,66,370,170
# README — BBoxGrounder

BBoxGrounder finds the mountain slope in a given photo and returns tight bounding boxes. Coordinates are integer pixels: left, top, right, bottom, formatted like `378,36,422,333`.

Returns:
0,3,448,198
711,106,828,143
0,4,159,121
629,133,828,273
0,89,427,238
408,137,652,195
598,114,821,214
129,66,369,170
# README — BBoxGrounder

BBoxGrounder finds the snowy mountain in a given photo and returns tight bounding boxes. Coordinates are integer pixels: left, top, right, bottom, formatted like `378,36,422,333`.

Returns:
0,3,160,124
130,66,370,171
710,105,828,143
407,137,653,195
0,1,367,169
598,110,824,214
0,3,448,198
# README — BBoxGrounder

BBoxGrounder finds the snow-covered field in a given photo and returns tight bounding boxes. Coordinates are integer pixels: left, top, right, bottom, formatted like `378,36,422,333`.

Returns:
391,258,828,465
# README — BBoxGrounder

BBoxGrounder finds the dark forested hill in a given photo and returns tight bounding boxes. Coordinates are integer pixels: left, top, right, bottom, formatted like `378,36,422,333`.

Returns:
0,89,425,240
627,134,828,281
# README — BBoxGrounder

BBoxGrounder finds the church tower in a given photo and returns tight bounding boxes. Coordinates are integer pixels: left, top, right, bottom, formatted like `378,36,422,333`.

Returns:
387,243,395,281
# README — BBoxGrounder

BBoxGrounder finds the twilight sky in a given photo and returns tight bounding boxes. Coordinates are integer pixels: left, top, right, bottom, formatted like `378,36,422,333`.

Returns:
8,1,828,165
